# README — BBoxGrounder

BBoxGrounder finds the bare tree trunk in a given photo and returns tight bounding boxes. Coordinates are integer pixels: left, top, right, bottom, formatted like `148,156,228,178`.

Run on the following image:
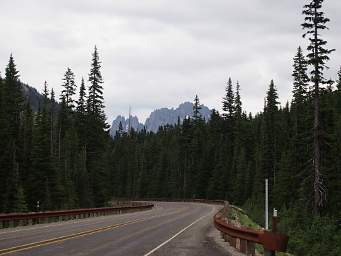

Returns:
313,78,321,215
313,5,323,215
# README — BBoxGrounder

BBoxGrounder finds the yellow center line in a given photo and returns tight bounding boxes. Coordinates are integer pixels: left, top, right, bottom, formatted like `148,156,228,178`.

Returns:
0,207,186,255
0,218,145,255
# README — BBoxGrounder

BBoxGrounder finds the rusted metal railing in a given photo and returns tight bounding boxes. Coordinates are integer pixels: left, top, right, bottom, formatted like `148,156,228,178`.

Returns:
0,202,154,229
214,202,288,255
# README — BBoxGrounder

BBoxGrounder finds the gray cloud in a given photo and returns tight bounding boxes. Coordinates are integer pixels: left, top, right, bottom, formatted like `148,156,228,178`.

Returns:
0,0,340,122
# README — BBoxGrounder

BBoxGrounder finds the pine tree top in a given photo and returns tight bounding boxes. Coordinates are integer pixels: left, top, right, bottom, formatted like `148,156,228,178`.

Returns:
193,94,202,121
60,67,76,109
77,77,87,115
5,54,20,82
50,88,55,102
302,0,335,85
87,46,107,128
222,77,235,118
235,81,242,118
292,46,309,105
265,80,279,112
43,81,49,99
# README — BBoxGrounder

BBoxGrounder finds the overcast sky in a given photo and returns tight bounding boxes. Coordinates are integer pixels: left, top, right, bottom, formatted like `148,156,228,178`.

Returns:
0,0,340,123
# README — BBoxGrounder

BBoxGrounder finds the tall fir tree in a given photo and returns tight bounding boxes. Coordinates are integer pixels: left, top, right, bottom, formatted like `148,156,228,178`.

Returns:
302,0,335,214
0,55,23,212
292,46,309,105
60,68,76,110
192,95,202,121
86,46,109,206
234,81,242,119
222,77,235,119
291,47,311,209
76,78,87,144
77,78,87,117
87,46,106,125
28,83,55,210
263,80,279,204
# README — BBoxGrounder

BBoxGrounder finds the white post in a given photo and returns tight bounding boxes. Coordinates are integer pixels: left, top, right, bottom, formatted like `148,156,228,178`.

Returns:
273,208,278,217
265,179,269,230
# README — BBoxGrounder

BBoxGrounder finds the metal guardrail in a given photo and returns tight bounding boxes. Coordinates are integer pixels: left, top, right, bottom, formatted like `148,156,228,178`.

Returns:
0,202,154,229
135,198,226,205
214,202,288,255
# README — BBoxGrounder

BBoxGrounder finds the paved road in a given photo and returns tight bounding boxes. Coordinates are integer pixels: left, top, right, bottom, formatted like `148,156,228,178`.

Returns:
0,202,229,256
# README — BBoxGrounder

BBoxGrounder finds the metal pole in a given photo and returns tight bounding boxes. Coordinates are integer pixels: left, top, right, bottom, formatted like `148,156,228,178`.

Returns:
265,179,269,230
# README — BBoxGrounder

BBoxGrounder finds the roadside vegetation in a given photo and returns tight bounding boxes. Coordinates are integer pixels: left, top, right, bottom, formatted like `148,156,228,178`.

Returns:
0,0,340,254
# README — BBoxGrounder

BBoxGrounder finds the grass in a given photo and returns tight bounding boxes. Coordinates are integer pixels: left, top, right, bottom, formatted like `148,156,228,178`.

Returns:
230,206,293,256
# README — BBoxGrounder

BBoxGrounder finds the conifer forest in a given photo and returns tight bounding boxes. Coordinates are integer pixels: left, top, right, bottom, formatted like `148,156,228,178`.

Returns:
0,0,340,255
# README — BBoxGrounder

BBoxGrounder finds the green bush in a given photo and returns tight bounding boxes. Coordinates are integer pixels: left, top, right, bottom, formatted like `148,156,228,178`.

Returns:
275,207,341,256
242,201,341,256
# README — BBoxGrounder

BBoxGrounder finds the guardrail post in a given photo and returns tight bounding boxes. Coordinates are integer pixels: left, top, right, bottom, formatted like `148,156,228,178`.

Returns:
240,239,247,253
246,241,255,256
236,238,240,250
229,237,236,248
264,209,279,256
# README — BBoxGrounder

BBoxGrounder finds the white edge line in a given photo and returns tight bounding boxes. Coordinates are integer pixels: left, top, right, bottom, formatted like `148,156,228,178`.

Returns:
143,209,213,256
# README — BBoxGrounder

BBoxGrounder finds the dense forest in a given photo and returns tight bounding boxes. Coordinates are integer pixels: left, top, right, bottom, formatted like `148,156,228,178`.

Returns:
0,47,111,211
0,0,340,255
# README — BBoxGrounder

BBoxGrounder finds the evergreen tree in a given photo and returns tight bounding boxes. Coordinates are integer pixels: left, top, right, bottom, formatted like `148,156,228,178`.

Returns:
28,83,54,210
291,47,311,210
4,165,27,213
87,46,106,125
60,68,76,110
76,78,87,144
292,46,309,105
302,0,335,214
234,81,242,119
86,46,110,206
231,81,244,202
263,80,279,203
77,78,87,116
192,95,202,121
222,77,235,119
0,55,23,212
43,81,49,99
19,102,33,201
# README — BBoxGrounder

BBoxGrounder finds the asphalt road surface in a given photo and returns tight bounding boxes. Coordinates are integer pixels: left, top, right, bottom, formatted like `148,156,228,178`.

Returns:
0,202,229,256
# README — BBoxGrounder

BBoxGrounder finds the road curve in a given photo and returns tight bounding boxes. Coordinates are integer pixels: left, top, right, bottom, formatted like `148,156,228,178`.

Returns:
0,202,228,256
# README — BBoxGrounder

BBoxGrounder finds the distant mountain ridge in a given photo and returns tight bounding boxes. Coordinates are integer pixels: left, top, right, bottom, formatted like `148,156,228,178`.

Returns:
21,82,44,112
110,102,211,137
